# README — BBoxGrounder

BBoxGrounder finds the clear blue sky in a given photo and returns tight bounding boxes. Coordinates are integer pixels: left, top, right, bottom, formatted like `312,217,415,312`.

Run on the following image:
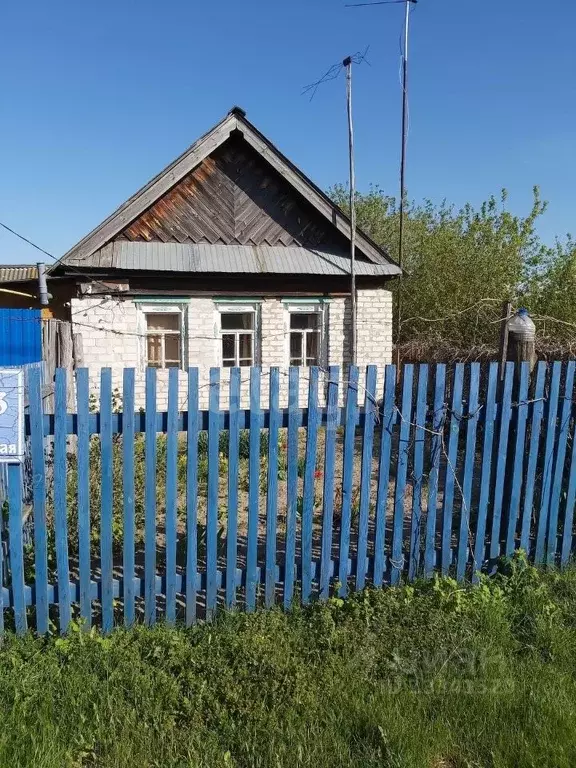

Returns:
1,0,574,264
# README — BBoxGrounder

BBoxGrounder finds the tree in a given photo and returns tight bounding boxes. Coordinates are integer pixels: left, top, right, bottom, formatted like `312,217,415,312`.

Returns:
330,184,572,356
524,236,576,346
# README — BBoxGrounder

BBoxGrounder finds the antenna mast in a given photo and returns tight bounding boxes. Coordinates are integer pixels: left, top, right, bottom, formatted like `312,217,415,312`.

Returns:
345,0,417,362
396,0,414,358
343,55,358,366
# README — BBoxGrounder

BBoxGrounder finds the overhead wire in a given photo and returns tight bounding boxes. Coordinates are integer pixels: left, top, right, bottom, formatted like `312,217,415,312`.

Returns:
0,219,121,294
0,221,55,260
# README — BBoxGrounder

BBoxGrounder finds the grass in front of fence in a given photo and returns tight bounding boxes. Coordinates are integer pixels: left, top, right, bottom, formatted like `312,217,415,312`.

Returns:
1,555,576,767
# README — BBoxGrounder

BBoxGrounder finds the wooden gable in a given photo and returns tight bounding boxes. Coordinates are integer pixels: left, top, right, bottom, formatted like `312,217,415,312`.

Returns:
115,134,340,249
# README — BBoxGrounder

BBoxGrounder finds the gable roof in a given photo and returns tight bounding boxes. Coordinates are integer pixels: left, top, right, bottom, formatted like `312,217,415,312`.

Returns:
55,107,401,275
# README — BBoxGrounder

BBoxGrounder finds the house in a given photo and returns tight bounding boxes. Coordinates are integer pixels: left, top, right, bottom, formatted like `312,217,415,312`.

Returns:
10,107,401,406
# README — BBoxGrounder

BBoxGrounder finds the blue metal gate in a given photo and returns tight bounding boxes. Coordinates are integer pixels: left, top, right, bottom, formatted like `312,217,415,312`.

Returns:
0,308,42,366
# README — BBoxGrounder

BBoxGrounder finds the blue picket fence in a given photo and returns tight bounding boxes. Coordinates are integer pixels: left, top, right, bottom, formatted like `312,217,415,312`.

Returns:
3,360,576,636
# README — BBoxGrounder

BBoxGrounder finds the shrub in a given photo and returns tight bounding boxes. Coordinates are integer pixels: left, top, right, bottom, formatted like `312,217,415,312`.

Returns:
330,184,576,355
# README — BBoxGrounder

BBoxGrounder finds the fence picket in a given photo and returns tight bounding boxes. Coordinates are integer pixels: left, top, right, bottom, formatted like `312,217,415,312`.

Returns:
425,364,446,579
338,365,359,597
76,368,92,628
8,464,27,635
302,367,319,603
226,368,241,610
535,362,561,564
206,368,220,620
100,369,114,633
165,368,179,624
505,363,530,557
356,365,377,591
561,409,576,567
489,362,514,565
0,494,3,633
144,367,157,626
265,368,281,608
473,363,498,582
547,361,575,566
246,367,261,612
441,364,464,575
520,362,546,555
320,366,339,601
185,368,199,625
391,365,414,585
283,367,299,609
373,365,396,587
28,366,48,634
54,369,71,633
457,363,480,582
409,364,428,581
122,368,135,627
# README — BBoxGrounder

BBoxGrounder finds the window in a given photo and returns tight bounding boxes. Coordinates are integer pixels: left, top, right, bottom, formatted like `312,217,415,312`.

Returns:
135,300,188,370
145,313,182,368
288,309,322,367
220,311,255,367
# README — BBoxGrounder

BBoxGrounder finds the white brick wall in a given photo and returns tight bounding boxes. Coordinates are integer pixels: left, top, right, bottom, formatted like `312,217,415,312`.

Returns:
70,288,393,410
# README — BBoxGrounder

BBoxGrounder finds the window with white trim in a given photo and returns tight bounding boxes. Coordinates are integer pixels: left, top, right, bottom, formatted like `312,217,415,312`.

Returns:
285,303,325,367
218,304,258,367
135,301,187,370
145,312,182,368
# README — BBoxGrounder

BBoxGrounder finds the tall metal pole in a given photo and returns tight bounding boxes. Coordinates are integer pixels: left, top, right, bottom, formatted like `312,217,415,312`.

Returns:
344,56,357,366
395,0,412,362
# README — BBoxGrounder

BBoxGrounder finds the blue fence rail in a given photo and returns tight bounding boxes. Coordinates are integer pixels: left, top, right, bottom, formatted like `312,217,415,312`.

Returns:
2,360,576,635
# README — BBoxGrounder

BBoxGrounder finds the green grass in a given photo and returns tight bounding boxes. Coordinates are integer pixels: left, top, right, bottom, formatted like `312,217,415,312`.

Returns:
3,556,576,767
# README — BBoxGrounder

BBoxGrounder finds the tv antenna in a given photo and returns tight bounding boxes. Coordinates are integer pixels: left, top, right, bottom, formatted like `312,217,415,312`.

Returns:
346,0,418,358
302,48,370,365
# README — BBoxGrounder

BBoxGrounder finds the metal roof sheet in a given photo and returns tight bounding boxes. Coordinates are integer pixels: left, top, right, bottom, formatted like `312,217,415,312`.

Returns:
0,265,37,283
67,242,400,276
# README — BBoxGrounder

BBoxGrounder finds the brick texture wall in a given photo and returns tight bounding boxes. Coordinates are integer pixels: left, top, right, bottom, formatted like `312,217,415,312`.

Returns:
70,288,393,410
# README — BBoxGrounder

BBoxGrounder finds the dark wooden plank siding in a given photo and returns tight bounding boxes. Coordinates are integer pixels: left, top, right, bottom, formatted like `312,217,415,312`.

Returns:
116,135,346,250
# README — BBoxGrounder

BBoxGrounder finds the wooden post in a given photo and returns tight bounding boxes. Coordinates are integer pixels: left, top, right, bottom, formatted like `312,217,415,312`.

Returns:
498,301,512,381
57,321,75,410
506,308,536,373
502,308,537,548
73,332,84,369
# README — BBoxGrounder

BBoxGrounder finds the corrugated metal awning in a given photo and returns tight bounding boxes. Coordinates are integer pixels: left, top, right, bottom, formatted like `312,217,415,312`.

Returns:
0,265,37,283
66,242,401,276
